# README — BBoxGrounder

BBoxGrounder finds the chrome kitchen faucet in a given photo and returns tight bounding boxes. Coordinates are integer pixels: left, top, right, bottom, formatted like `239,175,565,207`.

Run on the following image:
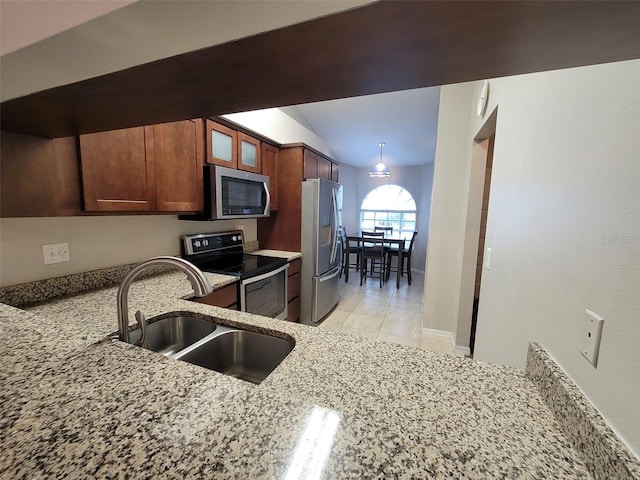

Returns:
117,256,213,345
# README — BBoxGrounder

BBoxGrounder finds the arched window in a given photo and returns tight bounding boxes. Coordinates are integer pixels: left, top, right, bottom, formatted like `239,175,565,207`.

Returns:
360,185,416,239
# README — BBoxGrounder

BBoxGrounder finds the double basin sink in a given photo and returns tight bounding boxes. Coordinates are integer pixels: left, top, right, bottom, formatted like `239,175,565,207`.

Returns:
128,314,294,384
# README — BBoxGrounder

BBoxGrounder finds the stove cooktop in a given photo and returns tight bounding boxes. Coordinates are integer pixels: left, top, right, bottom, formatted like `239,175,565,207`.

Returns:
181,231,287,280
195,253,287,279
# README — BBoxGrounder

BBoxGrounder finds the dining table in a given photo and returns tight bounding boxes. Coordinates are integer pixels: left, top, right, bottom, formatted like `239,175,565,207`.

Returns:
346,235,406,289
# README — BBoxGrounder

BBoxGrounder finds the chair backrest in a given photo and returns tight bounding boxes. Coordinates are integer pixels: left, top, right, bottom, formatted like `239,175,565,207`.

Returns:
407,231,418,251
374,226,393,236
339,225,347,244
361,231,385,251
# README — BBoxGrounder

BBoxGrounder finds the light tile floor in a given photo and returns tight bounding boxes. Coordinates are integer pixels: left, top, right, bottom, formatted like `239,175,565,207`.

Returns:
319,270,455,354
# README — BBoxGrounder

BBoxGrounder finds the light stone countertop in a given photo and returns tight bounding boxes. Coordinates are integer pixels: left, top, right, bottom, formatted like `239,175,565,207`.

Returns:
252,249,302,261
0,271,593,479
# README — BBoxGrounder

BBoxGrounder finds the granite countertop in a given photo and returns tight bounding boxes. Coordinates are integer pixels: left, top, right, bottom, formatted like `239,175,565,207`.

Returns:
1,270,594,479
252,249,302,261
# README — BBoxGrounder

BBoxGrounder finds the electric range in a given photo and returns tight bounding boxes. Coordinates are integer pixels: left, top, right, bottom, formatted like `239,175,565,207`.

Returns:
181,231,289,319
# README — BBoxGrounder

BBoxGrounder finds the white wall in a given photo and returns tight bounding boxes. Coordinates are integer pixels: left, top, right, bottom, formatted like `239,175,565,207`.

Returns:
468,60,640,455
223,109,334,157
0,216,256,287
423,82,475,335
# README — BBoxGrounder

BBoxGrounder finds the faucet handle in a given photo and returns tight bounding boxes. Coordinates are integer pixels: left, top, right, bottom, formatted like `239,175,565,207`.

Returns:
134,310,147,349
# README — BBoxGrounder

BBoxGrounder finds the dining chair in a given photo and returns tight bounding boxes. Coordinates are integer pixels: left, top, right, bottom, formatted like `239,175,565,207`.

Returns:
360,231,386,287
385,237,406,282
399,231,418,285
340,226,360,282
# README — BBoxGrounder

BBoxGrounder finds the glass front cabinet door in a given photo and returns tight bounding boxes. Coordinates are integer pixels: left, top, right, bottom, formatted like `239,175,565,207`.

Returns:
206,120,237,168
238,132,261,173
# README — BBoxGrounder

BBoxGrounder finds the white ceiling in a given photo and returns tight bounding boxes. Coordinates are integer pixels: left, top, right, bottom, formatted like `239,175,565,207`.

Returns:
1,0,440,169
281,87,440,168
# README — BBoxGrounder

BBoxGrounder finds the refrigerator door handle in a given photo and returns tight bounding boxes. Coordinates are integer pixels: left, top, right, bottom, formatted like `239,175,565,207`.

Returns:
320,264,341,282
329,187,339,264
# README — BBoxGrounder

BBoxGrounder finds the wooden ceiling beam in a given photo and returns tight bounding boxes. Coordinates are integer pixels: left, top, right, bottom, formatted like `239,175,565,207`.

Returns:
1,1,639,138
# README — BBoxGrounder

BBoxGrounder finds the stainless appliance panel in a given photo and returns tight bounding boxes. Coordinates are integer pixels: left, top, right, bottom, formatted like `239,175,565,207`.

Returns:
180,166,270,221
301,178,343,325
310,264,341,324
240,263,288,320
215,165,270,219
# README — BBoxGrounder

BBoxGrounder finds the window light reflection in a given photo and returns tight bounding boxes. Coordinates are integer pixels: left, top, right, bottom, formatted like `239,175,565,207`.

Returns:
284,406,341,480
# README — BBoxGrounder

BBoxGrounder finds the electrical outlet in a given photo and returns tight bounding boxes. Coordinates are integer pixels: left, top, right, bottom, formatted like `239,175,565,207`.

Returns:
580,309,604,367
42,243,71,265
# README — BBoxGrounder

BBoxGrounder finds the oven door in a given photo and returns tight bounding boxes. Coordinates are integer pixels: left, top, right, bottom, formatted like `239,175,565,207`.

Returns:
240,264,288,320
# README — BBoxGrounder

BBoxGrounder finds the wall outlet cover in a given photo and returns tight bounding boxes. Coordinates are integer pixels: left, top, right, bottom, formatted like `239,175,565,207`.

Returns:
42,243,71,265
580,309,604,367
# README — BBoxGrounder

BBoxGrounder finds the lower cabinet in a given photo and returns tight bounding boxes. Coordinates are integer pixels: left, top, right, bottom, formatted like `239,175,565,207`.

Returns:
287,258,301,322
191,282,238,310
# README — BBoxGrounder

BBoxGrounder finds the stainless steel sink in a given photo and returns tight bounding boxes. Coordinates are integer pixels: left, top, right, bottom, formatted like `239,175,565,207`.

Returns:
127,314,294,384
129,315,217,356
174,327,294,384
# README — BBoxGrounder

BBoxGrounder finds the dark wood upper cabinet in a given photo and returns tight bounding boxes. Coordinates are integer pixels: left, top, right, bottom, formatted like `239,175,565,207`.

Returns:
303,148,337,182
154,119,204,212
79,119,204,213
261,143,279,211
237,132,261,173
258,144,338,252
318,156,332,181
1,131,83,217
331,162,339,183
79,126,155,212
303,149,319,180
205,120,238,168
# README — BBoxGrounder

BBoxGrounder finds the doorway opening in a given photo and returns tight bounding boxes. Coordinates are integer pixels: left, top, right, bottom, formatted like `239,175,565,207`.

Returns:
469,133,495,355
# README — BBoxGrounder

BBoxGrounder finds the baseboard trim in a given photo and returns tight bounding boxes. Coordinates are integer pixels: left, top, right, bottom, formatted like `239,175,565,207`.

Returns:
421,327,452,338
454,345,471,356
422,327,456,351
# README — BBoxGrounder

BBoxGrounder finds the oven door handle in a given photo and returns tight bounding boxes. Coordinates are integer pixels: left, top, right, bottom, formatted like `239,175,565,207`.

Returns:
240,263,288,286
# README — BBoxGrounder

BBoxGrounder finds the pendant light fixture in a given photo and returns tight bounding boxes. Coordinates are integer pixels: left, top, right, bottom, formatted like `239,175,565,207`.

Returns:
369,142,391,177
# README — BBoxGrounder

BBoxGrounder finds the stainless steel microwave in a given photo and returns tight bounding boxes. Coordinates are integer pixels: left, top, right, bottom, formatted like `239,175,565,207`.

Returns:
179,165,270,221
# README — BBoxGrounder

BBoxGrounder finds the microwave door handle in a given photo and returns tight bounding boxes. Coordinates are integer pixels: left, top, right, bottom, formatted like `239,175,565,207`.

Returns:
263,181,271,215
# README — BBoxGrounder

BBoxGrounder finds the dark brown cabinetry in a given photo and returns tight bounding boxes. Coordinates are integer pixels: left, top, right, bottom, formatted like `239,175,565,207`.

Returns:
153,120,204,212
303,148,338,181
79,119,204,213
1,131,83,217
287,258,301,322
205,120,238,168
258,144,338,251
79,126,153,211
205,120,262,173
191,282,238,310
260,143,280,211
237,132,262,173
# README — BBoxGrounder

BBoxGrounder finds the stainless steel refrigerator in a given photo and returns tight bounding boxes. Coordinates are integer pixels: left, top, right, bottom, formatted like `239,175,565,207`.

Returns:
300,178,343,325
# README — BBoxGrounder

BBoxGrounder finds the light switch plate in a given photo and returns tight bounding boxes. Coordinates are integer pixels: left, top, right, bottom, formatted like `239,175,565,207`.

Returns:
484,247,492,270
580,309,604,367
42,243,70,264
